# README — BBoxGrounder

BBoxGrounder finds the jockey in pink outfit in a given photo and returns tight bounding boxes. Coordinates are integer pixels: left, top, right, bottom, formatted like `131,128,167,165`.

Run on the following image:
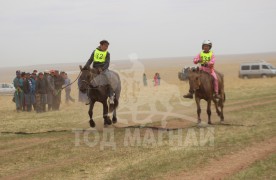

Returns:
183,40,220,99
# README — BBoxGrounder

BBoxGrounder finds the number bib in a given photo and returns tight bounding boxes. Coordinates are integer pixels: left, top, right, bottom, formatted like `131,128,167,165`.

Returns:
200,51,213,64
94,49,107,63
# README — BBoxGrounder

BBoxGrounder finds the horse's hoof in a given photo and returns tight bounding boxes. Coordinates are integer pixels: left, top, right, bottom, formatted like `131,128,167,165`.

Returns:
197,122,203,128
208,122,212,125
104,117,112,125
112,117,117,124
89,120,95,127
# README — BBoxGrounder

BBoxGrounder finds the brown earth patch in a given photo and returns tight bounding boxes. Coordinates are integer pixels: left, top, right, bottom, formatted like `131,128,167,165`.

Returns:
165,136,276,180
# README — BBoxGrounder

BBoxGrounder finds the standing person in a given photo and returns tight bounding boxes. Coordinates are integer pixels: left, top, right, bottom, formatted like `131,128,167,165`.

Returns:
153,73,158,86
36,72,48,113
143,73,147,86
183,40,220,99
83,40,115,104
13,70,24,112
33,70,38,76
64,73,75,103
21,72,27,111
23,73,35,112
52,70,65,110
157,73,161,85
47,70,55,111
30,72,37,111
78,78,88,103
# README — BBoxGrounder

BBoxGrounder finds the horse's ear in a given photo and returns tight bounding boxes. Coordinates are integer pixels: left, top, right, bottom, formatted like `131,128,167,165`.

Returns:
79,65,82,71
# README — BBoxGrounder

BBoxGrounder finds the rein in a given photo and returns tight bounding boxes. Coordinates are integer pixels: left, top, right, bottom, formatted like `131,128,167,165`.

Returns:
61,70,82,90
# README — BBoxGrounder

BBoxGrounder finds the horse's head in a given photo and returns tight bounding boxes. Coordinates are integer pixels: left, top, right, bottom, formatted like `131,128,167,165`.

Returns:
188,67,201,91
79,65,93,93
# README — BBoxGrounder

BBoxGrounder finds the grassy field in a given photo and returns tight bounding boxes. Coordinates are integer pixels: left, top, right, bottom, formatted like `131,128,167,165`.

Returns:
0,58,276,180
229,154,276,180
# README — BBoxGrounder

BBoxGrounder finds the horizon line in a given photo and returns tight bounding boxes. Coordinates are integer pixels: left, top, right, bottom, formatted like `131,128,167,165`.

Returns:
0,51,275,69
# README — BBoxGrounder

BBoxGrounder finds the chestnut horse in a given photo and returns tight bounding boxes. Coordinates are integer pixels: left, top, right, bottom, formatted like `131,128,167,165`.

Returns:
187,68,225,124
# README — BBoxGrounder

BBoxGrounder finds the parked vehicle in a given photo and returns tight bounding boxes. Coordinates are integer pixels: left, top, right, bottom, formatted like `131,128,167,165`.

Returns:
0,83,15,95
239,60,276,79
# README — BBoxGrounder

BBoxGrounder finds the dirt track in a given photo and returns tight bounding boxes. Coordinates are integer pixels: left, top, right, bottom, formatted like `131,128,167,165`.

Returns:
166,137,276,180
121,95,276,130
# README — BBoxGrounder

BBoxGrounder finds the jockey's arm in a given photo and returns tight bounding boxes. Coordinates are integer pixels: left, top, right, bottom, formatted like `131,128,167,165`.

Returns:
207,54,215,67
84,51,95,69
102,52,110,70
193,53,201,64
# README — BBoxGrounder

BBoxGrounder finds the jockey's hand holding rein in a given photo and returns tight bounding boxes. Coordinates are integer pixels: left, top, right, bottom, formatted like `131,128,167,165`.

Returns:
197,59,202,63
98,67,103,73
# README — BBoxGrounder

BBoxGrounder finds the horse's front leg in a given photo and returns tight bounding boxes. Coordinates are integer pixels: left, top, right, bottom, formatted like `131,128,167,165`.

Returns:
89,101,95,127
103,101,112,126
213,99,221,117
112,107,117,124
195,97,201,124
220,98,224,122
207,100,212,124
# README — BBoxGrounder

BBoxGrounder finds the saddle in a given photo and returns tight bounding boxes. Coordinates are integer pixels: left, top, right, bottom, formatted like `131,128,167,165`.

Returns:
91,67,103,75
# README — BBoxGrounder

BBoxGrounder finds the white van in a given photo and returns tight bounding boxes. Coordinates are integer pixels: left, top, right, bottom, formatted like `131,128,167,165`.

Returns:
239,60,276,79
0,83,15,95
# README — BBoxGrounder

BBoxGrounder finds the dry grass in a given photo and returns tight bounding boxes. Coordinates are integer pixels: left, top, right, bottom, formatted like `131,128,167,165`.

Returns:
0,57,276,179
228,153,276,180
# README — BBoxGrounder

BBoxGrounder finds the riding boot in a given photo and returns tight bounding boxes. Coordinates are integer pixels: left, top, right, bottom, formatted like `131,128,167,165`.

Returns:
183,90,194,99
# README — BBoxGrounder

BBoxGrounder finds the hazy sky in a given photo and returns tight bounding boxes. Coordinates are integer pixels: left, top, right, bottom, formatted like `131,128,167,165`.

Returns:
1,0,276,67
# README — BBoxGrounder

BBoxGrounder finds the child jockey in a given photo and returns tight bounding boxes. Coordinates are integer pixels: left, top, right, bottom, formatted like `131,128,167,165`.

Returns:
183,40,220,99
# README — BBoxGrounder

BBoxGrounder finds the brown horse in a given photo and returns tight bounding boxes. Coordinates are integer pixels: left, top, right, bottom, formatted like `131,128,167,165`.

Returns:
78,66,120,127
187,67,225,124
